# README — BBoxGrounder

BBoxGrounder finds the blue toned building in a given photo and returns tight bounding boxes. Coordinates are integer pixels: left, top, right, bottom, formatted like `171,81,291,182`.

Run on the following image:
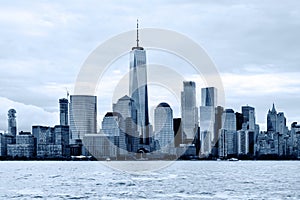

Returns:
181,81,198,144
69,95,97,142
7,109,17,140
101,112,127,156
59,98,69,126
7,131,35,158
154,103,174,153
129,21,150,145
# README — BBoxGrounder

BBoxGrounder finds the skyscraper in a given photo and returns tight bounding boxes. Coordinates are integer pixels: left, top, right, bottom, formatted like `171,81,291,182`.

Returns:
219,109,237,157
200,87,217,156
222,109,237,131
101,112,127,155
69,95,97,142
242,106,255,131
129,20,150,145
59,98,68,126
113,95,139,153
113,95,136,122
201,87,217,107
173,118,183,147
267,103,277,132
154,103,174,152
181,81,198,143
7,109,17,137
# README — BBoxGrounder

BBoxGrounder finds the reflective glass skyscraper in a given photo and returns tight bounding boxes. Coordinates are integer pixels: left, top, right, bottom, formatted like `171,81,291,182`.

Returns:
200,87,217,135
154,103,174,152
181,81,198,143
69,95,97,143
129,21,149,145
59,98,68,126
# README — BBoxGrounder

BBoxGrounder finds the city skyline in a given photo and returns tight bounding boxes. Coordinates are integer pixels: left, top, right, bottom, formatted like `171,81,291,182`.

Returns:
1,1,300,132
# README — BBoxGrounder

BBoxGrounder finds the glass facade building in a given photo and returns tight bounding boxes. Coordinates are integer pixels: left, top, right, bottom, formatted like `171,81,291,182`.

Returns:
181,81,198,143
69,95,97,142
154,103,174,152
129,39,149,145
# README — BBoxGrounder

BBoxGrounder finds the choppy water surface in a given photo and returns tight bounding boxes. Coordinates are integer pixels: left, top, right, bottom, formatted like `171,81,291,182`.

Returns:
0,161,299,199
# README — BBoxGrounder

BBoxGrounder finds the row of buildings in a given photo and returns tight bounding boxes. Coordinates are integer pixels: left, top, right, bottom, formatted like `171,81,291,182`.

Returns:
1,22,299,160
1,89,299,160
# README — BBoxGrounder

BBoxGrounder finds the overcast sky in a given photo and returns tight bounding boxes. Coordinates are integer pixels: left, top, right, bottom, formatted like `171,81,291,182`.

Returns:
1,0,300,132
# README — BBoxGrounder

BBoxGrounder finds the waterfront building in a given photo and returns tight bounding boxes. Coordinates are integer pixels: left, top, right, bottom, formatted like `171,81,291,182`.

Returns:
129,20,150,145
59,98,69,126
237,130,248,155
181,81,198,144
7,109,17,138
32,125,70,158
199,87,218,157
113,95,136,121
83,133,117,160
242,106,256,131
267,103,277,132
200,130,211,157
113,95,139,153
222,109,236,131
101,112,127,155
154,102,174,153
0,133,5,157
173,118,183,147
7,131,35,158
69,95,97,142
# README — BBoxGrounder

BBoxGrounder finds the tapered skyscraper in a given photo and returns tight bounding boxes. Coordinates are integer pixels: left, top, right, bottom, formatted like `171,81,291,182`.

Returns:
129,20,150,145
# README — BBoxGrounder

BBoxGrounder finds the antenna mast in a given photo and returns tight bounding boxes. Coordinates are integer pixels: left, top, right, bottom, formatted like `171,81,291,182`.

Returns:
136,19,139,47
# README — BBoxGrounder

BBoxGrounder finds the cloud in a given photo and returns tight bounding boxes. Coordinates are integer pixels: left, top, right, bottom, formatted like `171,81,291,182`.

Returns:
0,97,58,132
221,71,300,130
0,0,300,132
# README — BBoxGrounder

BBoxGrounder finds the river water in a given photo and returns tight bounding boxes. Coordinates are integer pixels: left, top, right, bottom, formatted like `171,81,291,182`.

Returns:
0,161,299,199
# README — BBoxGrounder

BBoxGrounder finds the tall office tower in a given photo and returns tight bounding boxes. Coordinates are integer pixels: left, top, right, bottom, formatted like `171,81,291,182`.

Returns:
267,103,277,132
237,130,248,155
102,112,127,155
173,118,183,147
154,103,174,152
7,109,17,137
181,81,198,143
200,130,211,156
242,106,255,131
222,109,237,131
69,95,97,142
291,122,300,147
113,95,139,152
277,112,287,135
201,87,217,107
124,117,139,153
218,109,237,157
211,106,223,156
113,95,137,123
129,20,150,145
236,112,244,131
199,87,217,156
214,106,224,136
200,87,217,135
59,98,69,126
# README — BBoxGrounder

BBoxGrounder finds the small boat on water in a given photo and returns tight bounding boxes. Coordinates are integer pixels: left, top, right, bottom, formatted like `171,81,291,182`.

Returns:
228,158,239,161
71,155,92,161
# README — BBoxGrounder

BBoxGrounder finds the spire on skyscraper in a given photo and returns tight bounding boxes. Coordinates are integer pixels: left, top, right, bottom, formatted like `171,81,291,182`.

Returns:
136,19,139,47
132,19,144,50
271,103,276,113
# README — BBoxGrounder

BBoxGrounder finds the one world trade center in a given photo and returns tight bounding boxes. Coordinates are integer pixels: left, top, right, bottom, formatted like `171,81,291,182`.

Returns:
129,20,150,145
